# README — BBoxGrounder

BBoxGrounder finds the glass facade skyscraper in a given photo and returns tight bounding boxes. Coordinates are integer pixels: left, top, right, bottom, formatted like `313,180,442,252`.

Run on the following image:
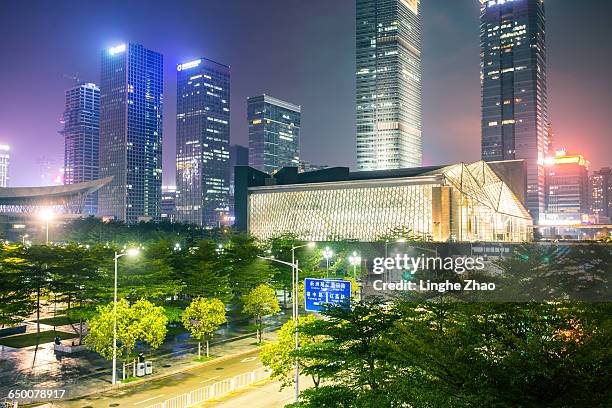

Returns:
0,144,9,187
248,95,300,174
176,58,230,227
356,0,423,171
480,0,550,222
99,43,163,223
60,82,100,214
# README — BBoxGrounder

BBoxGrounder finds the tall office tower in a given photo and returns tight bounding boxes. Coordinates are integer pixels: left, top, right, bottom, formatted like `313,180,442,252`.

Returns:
590,167,612,222
176,58,230,227
544,150,589,224
0,144,9,187
161,185,177,223
99,43,163,223
228,144,249,222
247,95,301,174
60,82,100,214
480,0,550,223
356,0,423,171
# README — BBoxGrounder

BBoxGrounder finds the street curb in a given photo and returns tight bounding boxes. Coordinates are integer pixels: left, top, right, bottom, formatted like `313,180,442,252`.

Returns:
61,342,267,403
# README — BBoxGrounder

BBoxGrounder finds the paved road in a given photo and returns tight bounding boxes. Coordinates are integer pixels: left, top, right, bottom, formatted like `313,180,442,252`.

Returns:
57,349,263,408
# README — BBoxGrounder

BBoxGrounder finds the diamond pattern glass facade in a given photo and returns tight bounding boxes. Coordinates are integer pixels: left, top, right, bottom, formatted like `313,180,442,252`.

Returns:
356,0,422,171
247,161,532,242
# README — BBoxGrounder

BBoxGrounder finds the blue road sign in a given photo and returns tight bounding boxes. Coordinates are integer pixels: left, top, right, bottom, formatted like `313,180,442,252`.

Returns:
304,278,351,312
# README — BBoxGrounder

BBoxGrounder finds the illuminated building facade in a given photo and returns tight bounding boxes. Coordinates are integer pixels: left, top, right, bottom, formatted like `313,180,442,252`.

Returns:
235,160,532,243
161,185,177,223
480,0,549,223
60,82,100,214
356,0,423,171
544,151,589,224
248,95,301,174
0,144,9,187
589,167,612,222
176,57,230,227
99,43,163,223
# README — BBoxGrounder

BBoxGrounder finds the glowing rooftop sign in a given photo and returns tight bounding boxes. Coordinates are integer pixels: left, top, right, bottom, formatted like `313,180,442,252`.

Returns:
109,44,126,55
177,59,202,71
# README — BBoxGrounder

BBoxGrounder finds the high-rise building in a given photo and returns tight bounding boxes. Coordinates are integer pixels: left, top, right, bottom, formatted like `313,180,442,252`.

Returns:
161,185,177,223
590,167,612,222
0,144,9,187
356,0,423,171
480,0,550,223
544,150,589,224
247,95,301,174
176,57,230,227
228,144,249,222
60,82,100,214
99,43,163,223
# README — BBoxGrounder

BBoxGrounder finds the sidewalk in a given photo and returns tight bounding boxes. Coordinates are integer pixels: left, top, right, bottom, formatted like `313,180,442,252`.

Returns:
0,313,287,400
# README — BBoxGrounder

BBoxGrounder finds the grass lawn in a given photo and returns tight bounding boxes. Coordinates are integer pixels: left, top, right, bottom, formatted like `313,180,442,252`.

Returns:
33,315,74,327
0,330,78,348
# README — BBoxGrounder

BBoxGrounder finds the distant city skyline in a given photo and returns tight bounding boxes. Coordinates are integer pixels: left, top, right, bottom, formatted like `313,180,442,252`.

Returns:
0,0,610,187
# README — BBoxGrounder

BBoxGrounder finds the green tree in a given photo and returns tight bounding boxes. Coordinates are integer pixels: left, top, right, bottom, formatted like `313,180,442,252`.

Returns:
260,314,322,389
179,240,230,301
223,234,274,300
85,298,168,368
242,284,281,343
119,241,182,301
181,297,227,358
0,244,35,327
297,299,400,404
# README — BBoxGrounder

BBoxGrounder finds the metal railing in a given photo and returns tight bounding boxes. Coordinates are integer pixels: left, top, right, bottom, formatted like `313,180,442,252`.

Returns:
146,367,270,408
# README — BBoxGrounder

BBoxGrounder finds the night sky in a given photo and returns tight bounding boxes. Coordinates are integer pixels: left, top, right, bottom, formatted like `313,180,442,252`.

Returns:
0,0,610,187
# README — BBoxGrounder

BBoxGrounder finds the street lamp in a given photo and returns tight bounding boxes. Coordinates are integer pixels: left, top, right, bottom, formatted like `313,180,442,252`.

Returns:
322,247,333,278
259,241,315,403
348,251,361,279
38,208,55,244
112,247,140,385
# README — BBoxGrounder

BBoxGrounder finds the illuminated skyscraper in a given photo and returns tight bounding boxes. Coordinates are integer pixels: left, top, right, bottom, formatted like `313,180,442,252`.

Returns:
247,95,300,174
590,167,612,222
480,0,550,222
176,58,230,227
60,82,100,214
356,0,423,171
99,43,163,223
0,144,9,187
544,150,589,224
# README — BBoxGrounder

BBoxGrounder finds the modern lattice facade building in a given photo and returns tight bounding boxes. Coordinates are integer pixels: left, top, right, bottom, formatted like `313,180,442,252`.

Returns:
235,161,532,243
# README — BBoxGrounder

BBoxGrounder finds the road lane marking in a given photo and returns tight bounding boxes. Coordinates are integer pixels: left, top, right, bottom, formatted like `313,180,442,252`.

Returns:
199,375,221,384
134,395,164,405
240,356,257,362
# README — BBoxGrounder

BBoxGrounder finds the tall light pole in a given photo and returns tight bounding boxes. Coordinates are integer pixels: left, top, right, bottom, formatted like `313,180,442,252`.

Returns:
349,251,361,279
322,247,333,278
38,208,54,245
112,248,140,385
259,241,315,403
